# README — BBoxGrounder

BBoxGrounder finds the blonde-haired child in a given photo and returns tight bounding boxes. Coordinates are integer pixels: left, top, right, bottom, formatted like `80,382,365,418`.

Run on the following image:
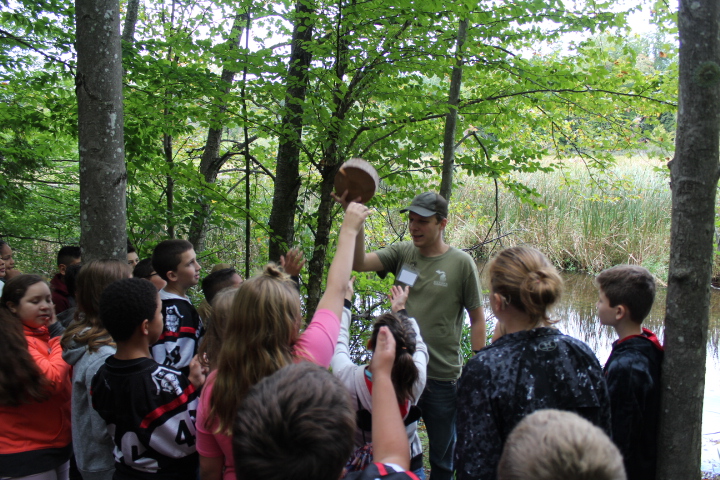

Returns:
196,202,370,480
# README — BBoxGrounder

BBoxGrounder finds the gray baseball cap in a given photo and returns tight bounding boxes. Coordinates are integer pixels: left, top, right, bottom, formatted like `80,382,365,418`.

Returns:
400,192,448,218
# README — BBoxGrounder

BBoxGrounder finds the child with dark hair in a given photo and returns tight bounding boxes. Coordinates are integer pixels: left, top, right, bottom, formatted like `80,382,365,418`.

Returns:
233,327,421,480
127,240,139,268
151,239,203,376
56,262,83,329
331,283,428,478
0,274,72,479
455,246,610,480
61,260,131,480
0,239,19,283
133,258,167,291
51,245,82,314
197,268,242,322
596,265,662,480
201,268,242,305
91,277,205,480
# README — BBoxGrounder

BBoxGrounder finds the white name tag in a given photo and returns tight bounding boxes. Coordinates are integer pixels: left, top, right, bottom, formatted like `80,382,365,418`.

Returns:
397,264,419,287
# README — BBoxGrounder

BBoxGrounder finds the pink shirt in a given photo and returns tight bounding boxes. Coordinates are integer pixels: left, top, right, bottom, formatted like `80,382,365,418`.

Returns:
196,308,340,480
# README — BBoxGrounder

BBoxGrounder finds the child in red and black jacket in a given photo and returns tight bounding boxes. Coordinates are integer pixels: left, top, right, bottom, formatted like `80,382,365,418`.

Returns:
596,265,663,480
91,277,206,480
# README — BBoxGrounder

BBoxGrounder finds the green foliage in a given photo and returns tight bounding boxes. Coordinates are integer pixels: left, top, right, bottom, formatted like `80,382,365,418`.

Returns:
1,0,679,285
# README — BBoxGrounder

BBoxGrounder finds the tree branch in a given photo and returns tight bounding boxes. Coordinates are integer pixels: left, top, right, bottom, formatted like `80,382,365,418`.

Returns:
0,28,76,72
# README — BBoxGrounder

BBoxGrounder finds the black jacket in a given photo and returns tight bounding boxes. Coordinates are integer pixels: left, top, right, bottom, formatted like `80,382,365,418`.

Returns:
91,357,199,480
604,328,663,480
455,327,611,480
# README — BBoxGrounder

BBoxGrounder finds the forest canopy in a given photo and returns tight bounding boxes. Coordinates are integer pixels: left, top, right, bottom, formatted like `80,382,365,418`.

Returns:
0,0,677,291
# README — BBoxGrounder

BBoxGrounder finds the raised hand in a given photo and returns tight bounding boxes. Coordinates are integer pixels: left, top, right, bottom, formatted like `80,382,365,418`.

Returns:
389,285,410,313
280,248,305,277
341,202,370,236
370,326,396,377
331,189,362,211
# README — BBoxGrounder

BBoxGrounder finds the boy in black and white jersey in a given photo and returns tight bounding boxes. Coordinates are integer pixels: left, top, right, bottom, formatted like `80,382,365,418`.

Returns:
91,278,206,480
151,239,203,377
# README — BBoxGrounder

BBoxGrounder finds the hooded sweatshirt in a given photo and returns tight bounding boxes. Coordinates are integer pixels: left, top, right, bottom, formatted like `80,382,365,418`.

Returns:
50,273,72,315
0,325,71,477
330,306,429,470
62,329,116,480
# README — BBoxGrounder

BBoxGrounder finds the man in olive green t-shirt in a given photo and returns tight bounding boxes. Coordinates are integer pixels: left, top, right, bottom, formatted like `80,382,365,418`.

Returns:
340,191,485,480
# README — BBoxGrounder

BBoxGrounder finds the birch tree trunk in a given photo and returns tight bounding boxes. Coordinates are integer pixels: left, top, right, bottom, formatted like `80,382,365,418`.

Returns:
76,0,127,261
657,1,720,478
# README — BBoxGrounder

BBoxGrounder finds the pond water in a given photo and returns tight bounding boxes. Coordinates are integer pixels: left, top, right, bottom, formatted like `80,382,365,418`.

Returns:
539,272,720,473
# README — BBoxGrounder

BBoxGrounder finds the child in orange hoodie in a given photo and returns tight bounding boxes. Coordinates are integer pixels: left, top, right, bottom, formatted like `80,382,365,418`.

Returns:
0,274,72,479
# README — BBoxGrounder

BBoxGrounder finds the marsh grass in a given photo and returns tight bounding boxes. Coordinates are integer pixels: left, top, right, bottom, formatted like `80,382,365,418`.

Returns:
444,156,674,281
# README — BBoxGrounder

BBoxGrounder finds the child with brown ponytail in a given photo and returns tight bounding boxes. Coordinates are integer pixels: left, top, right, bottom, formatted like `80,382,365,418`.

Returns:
331,283,429,479
61,259,131,480
454,246,611,480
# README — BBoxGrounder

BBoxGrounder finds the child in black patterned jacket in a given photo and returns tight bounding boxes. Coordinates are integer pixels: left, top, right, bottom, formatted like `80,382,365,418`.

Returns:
91,277,206,480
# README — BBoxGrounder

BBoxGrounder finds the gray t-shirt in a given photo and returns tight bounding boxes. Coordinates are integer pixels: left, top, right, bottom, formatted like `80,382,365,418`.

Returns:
376,241,482,380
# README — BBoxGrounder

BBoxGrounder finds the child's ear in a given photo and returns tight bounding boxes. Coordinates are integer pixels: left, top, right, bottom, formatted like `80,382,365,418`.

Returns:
166,270,178,283
615,304,627,321
141,319,150,336
6,301,17,313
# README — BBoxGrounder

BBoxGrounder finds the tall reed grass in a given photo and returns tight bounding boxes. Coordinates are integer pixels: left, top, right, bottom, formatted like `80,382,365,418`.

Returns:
445,156,674,281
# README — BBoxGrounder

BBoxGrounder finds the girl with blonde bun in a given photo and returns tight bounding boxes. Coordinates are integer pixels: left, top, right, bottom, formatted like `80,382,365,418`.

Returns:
454,246,611,480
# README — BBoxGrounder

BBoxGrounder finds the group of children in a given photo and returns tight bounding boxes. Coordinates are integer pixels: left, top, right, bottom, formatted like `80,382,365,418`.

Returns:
0,201,662,480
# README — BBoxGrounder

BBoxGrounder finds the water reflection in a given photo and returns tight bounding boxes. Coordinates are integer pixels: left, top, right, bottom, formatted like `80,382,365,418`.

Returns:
546,271,720,473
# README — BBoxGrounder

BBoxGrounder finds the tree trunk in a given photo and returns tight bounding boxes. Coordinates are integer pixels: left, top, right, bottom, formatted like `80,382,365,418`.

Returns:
439,18,468,201
121,0,140,44
657,2,720,479
305,166,341,316
76,0,127,261
164,132,174,238
267,0,314,263
188,13,247,251
304,8,352,315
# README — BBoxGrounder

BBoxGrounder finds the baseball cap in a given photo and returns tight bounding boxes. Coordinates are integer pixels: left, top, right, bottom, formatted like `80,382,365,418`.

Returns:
400,192,448,218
